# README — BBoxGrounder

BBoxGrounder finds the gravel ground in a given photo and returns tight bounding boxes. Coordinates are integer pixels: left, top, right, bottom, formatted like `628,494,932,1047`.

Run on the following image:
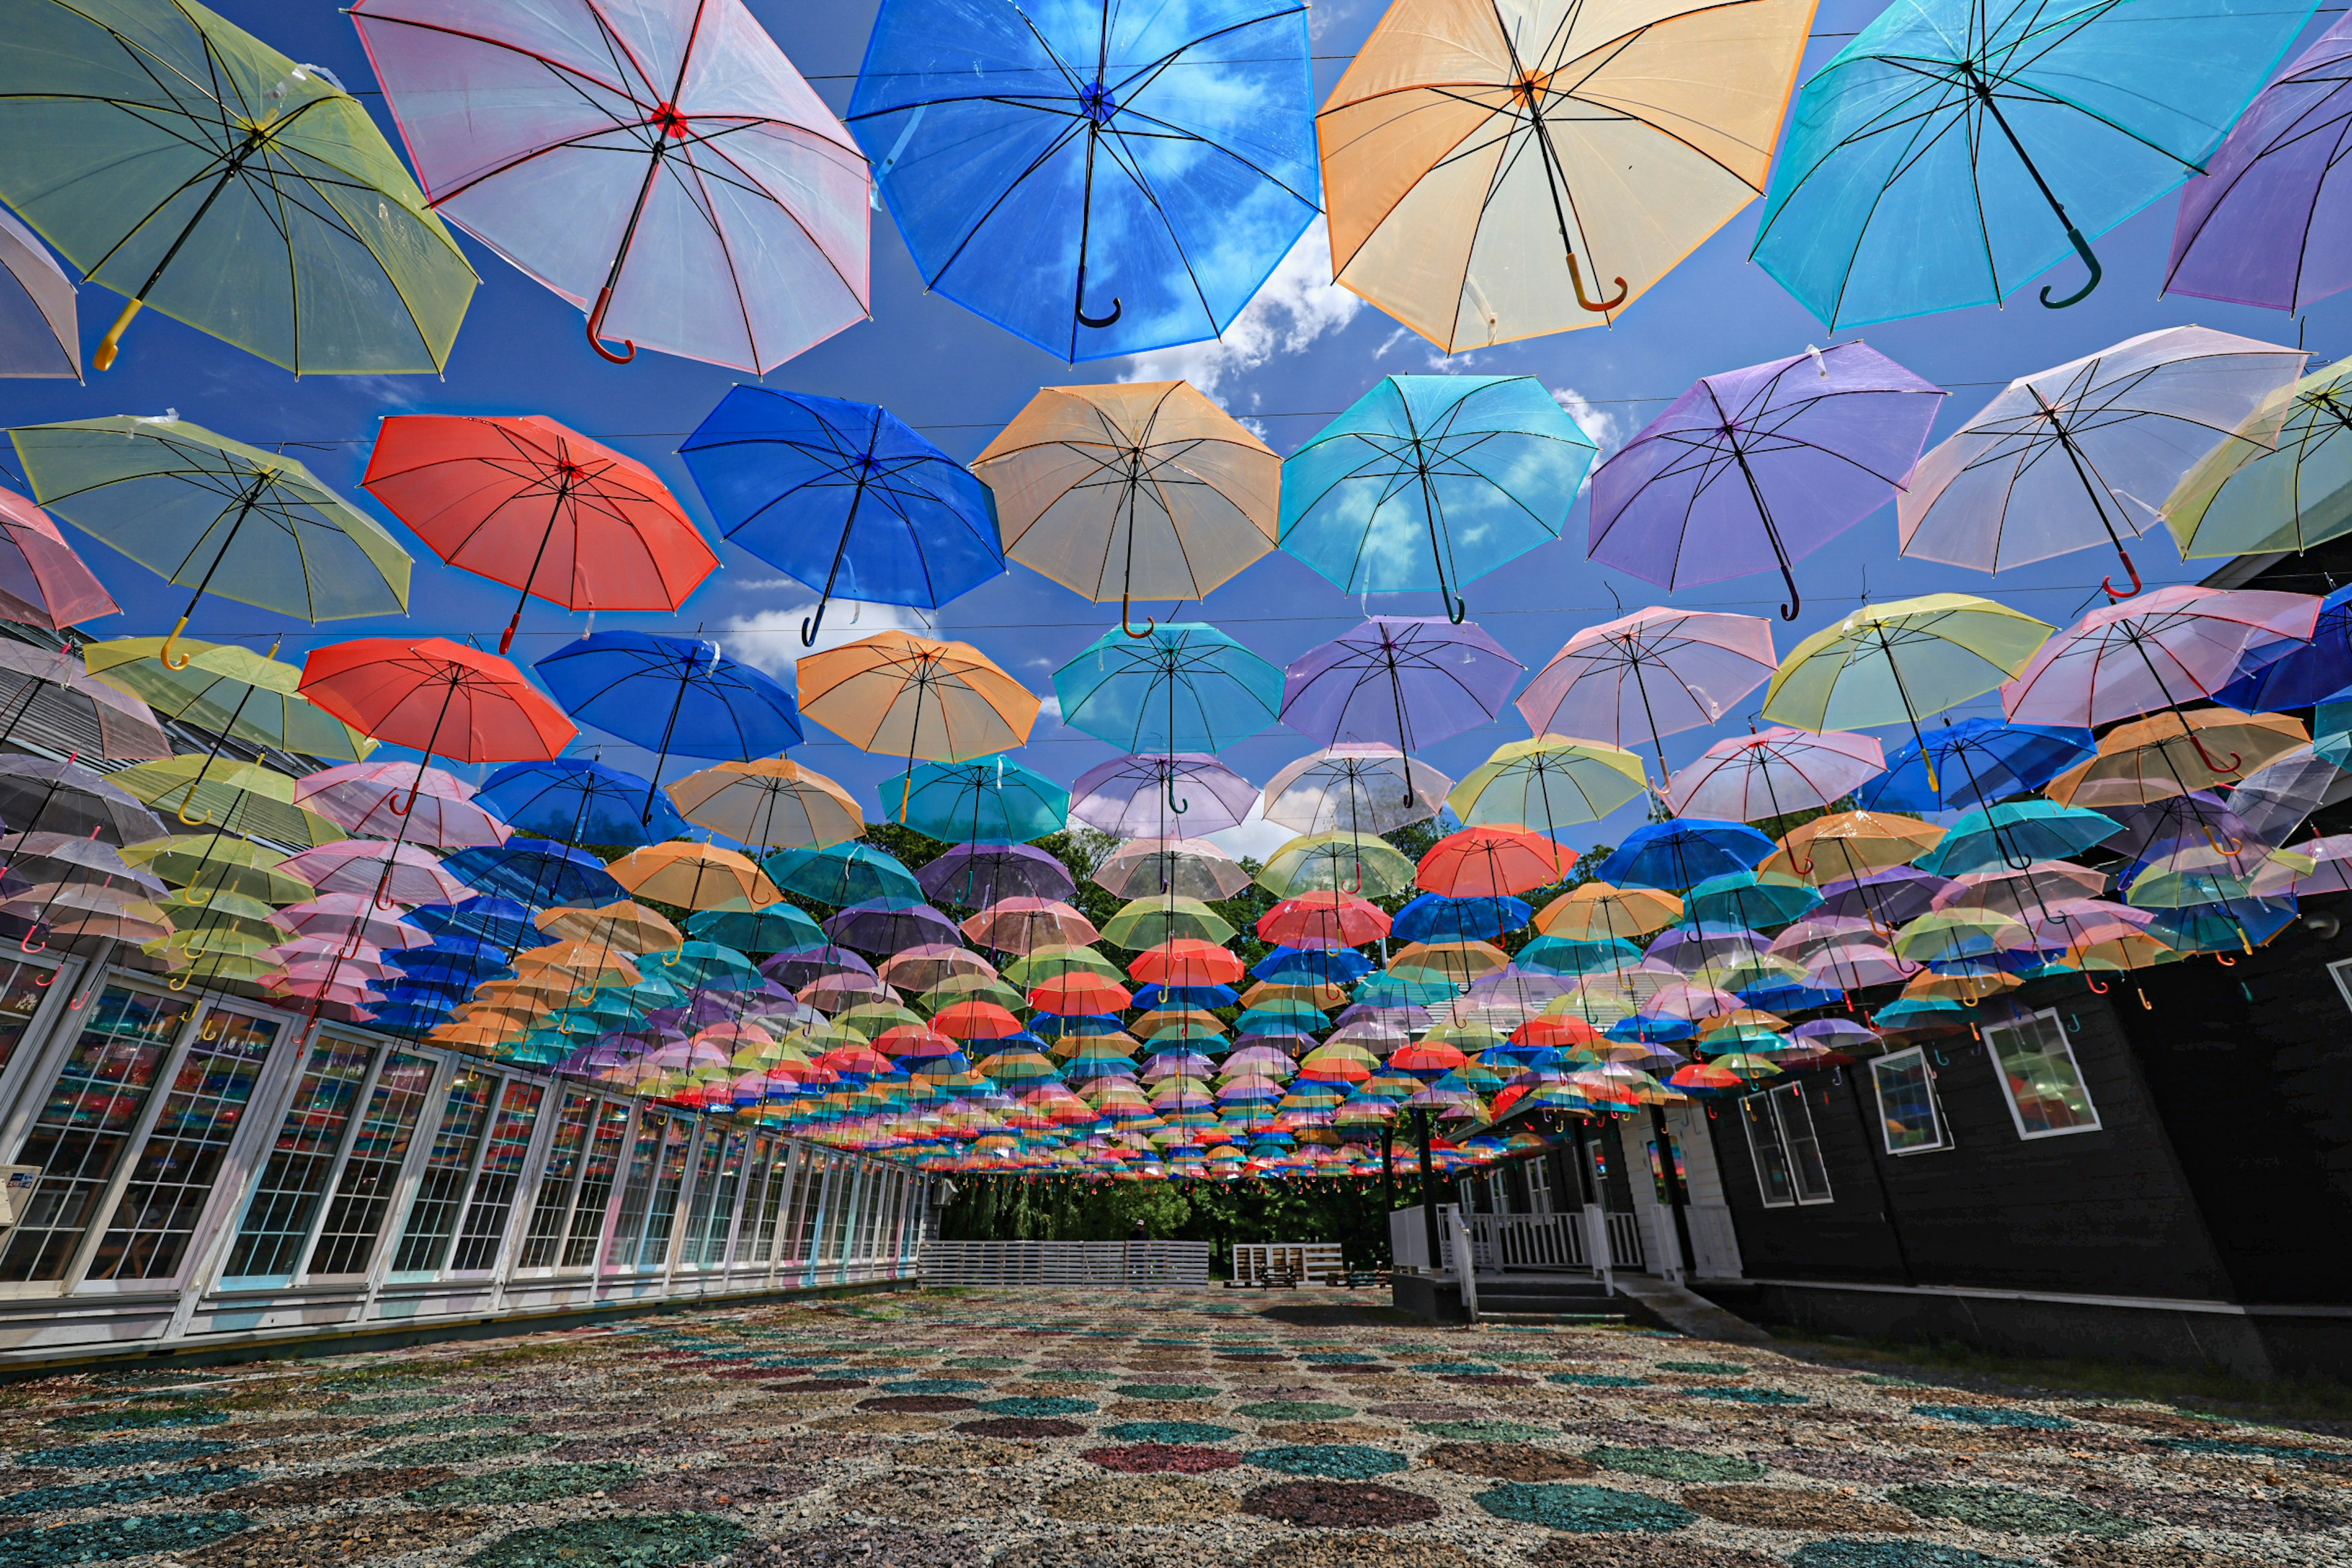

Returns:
3,1287,2350,1568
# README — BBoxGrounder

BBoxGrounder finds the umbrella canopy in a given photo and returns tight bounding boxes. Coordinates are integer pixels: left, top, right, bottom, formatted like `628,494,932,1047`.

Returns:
537,630,802,802
1280,617,1523,777
0,207,73,378
1069,753,1260,839
1261,744,1449,836
1589,342,1943,619
766,843,923,907
1280,375,1597,619
1103,898,1236,951
685,905,825,957
352,0,867,370
295,763,507,850
0,644,166,760
1762,810,1945,887
919,844,1077,909
1093,839,1250,902
2003,586,2323,733
1256,832,1416,900
963,899,1101,956
1417,827,1577,899
680,385,1002,643
884,755,1069,845
85,635,376,763
0,0,474,372
1534,883,1683,943
1599,820,1776,892
1055,623,1282,756
0,486,113,630
479,760,686,849
303,638,576,771
2165,358,2352,561
280,840,471,907
1664,728,1885,823
1858,717,2096,814
797,631,1039,768
974,382,1280,632
442,839,624,910
1318,0,1813,350
669,758,862,850
1752,0,2316,326
2218,584,2352,712
1898,327,2309,595
111,756,336,845
13,417,412,660
846,0,1317,361
1515,606,1779,792
1920,802,2124,876
365,414,718,654
2045,709,2309,807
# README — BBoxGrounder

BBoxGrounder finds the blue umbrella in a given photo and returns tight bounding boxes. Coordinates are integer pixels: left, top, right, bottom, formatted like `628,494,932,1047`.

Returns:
1254,946,1372,984
679,386,1004,644
1752,0,2317,326
1132,983,1238,1010
1279,375,1598,620
1736,978,1844,1012
1054,622,1283,755
1031,1012,1126,1039
478,759,686,848
2218,584,2352,711
1918,802,2122,876
846,0,1319,363
1353,973,1455,1007
1597,820,1776,891
442,839,624,911
2147,895,2297,953
536,631,803,819
685,904,827,957
1516,936,1642,978
764,843,923,907
1858,717,2097,813
885,755,1070,844
1391,893,1531,944
1686,871,1823,932
410,897,538,952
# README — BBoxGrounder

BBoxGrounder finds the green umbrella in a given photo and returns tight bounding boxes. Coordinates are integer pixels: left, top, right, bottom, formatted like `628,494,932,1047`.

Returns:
1101,895,1235,951
12,418,411,667
0,0,473,374
2167,356,2352,558
84,635,375,761
111,755,341,842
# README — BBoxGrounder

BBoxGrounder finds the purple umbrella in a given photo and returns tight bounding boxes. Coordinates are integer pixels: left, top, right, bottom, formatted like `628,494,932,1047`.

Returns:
2168,18,2352,312
760,944,876,990
919,842,1077,908
1070,753,1259,837
1279,617,1523,804
823,901,962,956
1816,868,1950,929
1587,342,1943,619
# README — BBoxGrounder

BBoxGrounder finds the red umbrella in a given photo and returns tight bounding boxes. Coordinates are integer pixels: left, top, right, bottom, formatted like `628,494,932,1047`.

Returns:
930,1000,1022,1041
1416,825,1578,897
364,415,720,653
301,638,576,791
1028,973,1133,1015
1130,938,1243,987
1258,891,1390,951
1513,1015,1603,1049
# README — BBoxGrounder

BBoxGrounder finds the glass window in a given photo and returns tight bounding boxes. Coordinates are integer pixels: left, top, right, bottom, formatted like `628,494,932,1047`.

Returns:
752,1143,792,1263
1741,1095,1794,1207
1645,1134,1687,1205
734,1138,773,1264
1774,1084,1833,1202
1523,1154,1554,1213
1984,1012,2101,1138
563,1101,630,1268
1741,1085,1833,1207
224,1038,378,1282
677,1129,730,1268
87,1010,281,1282
304,1053,435,1278
603,1110,665,1269
635,1117,693,1270
450,1080,543,1273
684,1131,744,1268
0,959,59,1076
0,987,194,1282
391,1072,496,1275
1872,1047,1953,1154
518,1091,595,1270
793,1153,830,1266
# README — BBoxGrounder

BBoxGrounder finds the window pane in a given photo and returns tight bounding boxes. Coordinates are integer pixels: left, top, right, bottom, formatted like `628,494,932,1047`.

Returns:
753,1144,791,1263
519,1092,595,1271
563,1102,630,1268
688,1132,745,1267
677,1129,729,1268
734,1139,772,1265
451,1081,543,1273
603,1111,665,1269
1988,1014,2100,1135
1774,1084,1834,1202
0,959,57,1076
304,1054,435,1278
0,987,193,1282
1740,1094,1795,1207
636,1118,693,1270
390,1072,495,1275
88,1010,281,1281
1644,1136,1686,1205
1872,1050,1947,1153
224,1038,377,1281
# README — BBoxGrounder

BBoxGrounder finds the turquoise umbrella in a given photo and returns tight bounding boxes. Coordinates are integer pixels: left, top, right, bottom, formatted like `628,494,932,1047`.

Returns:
1752,0,2318,326
764,843,923,907
1054,623,1282,755
883,755,1069,845
1685,872,1823,932
685,905,826,956
1917,802,2123,877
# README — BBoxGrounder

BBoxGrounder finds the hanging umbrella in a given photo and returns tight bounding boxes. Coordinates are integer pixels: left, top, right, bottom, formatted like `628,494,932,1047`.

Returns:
541,900,685,956
1417,827,1577,899
2043,710,2309,809
1515,608,1778,793
279,840,472,908
1898,328,2308,597
1920,802,2124,877
2218,585,2352,713
83,635,376,763
668,758,862,851
1762,595,2054,788
1589,342,1943,619
1392,894,1530,946
0,486,112,630
963,899,1101,955
1055,622,1282,760
919,844,1077,909
680,386,1002,644
766,844,923,908
1103,898,1237,951
688,904,827,957
1068,753,1261,839
365,415,718,655
1256,832,1417,900
1858,716,2096,814
1762,811,1945,888
111,756,338,844
2165,358,2352,561
1533,883,1683,943
1664,728,1885,823
1261,744,1449,837
1319,0,1812,348
0,644,166,759
608,842,785,912
352,0,865,369
12,417,413,665
537,631,801,818
295,763,508,850
974,382,1280,635
1280,375,1597,620
2167,17,2352,314
1752,0,2316,326
303,638,577,792
1597,820,1776,892
478,759,685,850
0,207,73,379
1279,617,1523,803
1093,839,1250,902
442,840,624,910
0,0,474,372
797,632,1041,805
846,0,1317,361
885,755,1069,844
828,901,963,956
1131,938,1245,987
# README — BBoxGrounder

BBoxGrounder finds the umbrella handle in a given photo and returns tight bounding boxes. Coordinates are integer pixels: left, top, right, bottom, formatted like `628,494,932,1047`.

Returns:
802,597,831,648
2039,224,2103,309
2099,547,2143,603
16,930,40,956
1077,295,1123,331
587,287,637,363
176,794,211,828
92,297,143,372
31,968,50,988
2084,973,2108,992
2186,733,2242,778
1567,253,1627,314
1120,590,1156,640
160,616,194,672
168,970,190,991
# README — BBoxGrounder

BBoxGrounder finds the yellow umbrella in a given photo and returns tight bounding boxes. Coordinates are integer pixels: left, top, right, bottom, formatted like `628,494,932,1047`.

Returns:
1318,0,1815,351
1760,810,1945,885
1101,897,1235,951
603,843,781,910
973,382,1279,635
84,636,375,761
110,756,341,844
1448,737,1648,837
668,758,863,849
1533,881,1682,941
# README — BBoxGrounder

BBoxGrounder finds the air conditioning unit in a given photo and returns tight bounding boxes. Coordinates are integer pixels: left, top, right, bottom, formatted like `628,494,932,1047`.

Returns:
0,1166,41,1229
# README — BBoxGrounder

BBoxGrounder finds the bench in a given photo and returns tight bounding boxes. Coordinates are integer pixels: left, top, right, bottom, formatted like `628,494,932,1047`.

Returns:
1227,1242,1348,1288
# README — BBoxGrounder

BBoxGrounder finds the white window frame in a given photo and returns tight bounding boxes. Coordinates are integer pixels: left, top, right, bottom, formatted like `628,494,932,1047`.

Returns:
1981,1009,2103,1141
1741,1084,1834,1208
1871,1046,1954,1155
2328,956,2352,1014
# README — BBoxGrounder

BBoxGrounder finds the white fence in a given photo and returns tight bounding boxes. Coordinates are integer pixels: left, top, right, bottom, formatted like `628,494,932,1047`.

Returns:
919,1240,1211,1288
1391,1204,1652,1276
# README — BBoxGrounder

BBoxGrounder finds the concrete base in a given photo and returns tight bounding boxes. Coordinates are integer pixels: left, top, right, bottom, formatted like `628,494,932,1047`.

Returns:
1391,1273,1469,1324
1613,1276,1775,1345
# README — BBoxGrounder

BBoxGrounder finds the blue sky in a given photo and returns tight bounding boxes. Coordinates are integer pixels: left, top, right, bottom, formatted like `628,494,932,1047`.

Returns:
4,0,2346,864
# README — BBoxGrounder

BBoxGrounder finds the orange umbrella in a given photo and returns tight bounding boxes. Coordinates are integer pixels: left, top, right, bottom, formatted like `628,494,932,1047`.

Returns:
932,1000,1024,1041
797,627,1039,768
1028,973,1134,1015
1417,824,1578,897
1533,881,1683,941
668,756,863,848
1131,938,1243,987
535,899,681,955
604,842,780,910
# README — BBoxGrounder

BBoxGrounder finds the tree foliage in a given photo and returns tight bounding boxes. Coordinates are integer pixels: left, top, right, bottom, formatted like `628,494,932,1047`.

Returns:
937,1172,1436,1273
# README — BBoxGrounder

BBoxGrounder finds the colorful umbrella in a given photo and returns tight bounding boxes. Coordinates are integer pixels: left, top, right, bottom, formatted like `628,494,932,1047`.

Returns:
919,845,1077,910
1280,375,1597,620
846,0,1317,361
1898,327,2308,596
303,638,576,783
1588,342,1943,618
2165,358,2352,561
1069,753,1259,838
1857,717,2096,814
1103,897,1236,951
1093,839,1250,902
0,207,73,379
442,840,624,910
1279,617,1523,801
1319,0,1812,349
538,631,802,818
1919,802,2124,877
0,644,165,760
1515,605,1777,790
478,760,685,849
352,0,867,369
797,631,1040,784
1763,811,1945,888
365,415,717,655
1533,883,1683,943
680,386,1002,643
2043,709,2309,808
1256,832,1417,900
1752,0,2317,325
1055,623,1283,758
1417,827,1577,900
668,758,862,851
295,763,508,850
963,898,1101,956
0,0,473,372
1664,728,1885,823
1260,744,1449,837
0,486,112,631
886,755,1069,844
1597,820,1776,892
766,843,924,907
1448,739,1649,840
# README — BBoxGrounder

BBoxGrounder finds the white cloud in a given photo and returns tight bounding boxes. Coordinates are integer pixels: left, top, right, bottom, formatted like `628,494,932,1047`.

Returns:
1035,693,1063,726
1119,224,1363,402
1551,386,1624,454
1200,798,1293,863
718,597,931,678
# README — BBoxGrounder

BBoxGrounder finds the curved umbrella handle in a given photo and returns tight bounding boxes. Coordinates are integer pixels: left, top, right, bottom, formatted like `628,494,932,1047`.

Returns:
802,594,832,649
1773,554,1801,622
1166,776,1188,817
1440,582,1468,625
2217,951,2239,967
1077,295,1123,330
1121,590,1156,640
2099,546,2143,603
160,615,194,672
17,930,40,956
2185,731,2242,778
176,793,212,828
31,968,51,988
1567,253,1627,314
168,971,190,992
2085,973,2109,993
2040,224,2103,309
587,287,636,364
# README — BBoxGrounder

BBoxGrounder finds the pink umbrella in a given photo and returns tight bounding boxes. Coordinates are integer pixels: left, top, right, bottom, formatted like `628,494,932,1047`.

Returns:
1641,981,1741,1022
1766,914,1882,963
0,486,115,631
350,0,869,371
1069,753,1259,838
1664,727,1885,821
296,762,510,849
277,894,427,951
2003,586,2323,769
2026,899,2158,948
1930,863,2108,919
268,954,400,985
1516,608,1776,784
280,841,474,907
1801,940,1914,991
960,897,1099,954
